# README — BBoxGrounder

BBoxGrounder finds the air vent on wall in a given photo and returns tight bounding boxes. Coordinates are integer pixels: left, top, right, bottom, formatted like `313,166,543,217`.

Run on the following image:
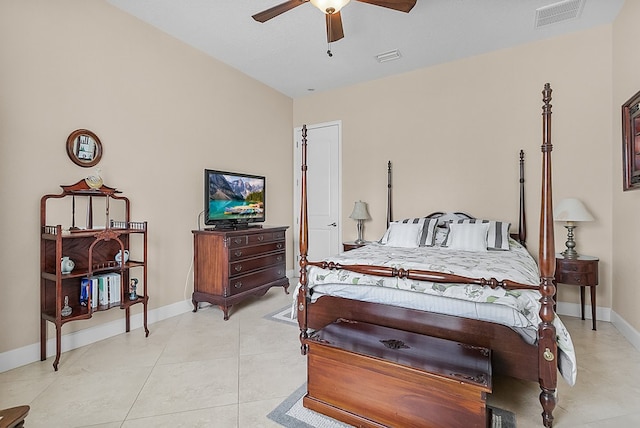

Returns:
375,49,402,63
535,0,584,28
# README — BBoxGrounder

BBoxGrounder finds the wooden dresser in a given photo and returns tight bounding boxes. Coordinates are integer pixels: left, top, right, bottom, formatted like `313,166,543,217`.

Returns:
192,226,289,320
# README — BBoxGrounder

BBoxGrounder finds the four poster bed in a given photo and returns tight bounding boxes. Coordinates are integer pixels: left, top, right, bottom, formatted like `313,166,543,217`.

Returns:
296,83,574,427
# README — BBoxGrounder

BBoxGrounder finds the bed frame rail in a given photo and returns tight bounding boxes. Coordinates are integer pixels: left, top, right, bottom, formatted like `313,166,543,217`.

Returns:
306,260,539,291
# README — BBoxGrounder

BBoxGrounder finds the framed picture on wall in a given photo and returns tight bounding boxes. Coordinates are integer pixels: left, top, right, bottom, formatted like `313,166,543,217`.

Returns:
622,90,640,191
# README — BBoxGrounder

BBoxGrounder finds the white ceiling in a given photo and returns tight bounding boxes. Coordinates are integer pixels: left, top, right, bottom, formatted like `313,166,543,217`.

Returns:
106,0,624,99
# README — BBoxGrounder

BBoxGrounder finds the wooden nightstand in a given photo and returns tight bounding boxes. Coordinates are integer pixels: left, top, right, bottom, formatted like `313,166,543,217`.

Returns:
554,253,599,330
343,241,369,251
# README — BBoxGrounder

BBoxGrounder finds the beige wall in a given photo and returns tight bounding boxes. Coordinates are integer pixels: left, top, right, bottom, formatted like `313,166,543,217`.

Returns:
3,0,639,366
294,26,614,321
612,1,640,334
0,1,293,355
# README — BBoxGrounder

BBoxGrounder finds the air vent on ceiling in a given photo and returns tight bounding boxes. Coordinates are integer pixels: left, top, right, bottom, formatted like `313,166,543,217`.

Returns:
535,0,584,28
375,49,402,63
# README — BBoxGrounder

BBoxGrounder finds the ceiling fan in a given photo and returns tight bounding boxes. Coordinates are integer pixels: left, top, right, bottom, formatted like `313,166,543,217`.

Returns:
252,0,417,44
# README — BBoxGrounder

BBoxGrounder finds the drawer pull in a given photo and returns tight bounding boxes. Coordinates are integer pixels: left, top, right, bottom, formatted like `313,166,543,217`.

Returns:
277,243,283,249
234,282,242,289
235,250,243,257
277,255,283,262
258,235,264,241
278,270,283,276
234,265,243,272
234,238,243,244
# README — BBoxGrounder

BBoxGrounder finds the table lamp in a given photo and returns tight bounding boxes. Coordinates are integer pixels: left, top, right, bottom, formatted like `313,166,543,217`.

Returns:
553,198,594,259
349,200,371,244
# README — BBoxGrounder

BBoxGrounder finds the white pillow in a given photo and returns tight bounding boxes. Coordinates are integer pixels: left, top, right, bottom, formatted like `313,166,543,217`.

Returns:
383,223,424,248
446,222,490,252
380,218,424,244
380,218,438,246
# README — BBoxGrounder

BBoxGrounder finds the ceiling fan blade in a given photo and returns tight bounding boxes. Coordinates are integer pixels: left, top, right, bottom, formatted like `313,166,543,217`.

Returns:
326,11,344,43
355,0,416,13
252,0,307,23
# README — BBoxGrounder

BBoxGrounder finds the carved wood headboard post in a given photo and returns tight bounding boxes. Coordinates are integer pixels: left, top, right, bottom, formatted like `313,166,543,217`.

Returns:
519,150,527,246
538,83,558,428
387,161,392,227
298,125,309,354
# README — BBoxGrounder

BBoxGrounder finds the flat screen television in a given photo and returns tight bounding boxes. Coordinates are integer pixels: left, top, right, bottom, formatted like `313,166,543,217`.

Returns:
204,169,266,228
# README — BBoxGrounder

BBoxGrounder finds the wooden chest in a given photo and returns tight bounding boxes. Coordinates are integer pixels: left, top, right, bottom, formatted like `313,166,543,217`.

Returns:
191,226,289,320
304,320,492,428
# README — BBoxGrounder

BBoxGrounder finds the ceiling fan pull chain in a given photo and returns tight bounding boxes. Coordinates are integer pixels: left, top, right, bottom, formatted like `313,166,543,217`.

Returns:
327,8,333,57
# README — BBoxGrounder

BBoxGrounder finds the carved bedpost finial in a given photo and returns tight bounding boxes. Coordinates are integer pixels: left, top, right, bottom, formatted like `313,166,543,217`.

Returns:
519,150,527,246
298,124,309,354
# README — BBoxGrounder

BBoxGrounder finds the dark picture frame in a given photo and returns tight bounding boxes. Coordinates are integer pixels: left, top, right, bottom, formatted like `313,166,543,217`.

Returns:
622,90,640,191
66,129,102,168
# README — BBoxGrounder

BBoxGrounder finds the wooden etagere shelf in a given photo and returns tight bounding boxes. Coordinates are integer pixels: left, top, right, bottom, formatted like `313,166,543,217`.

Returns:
40,179,149,371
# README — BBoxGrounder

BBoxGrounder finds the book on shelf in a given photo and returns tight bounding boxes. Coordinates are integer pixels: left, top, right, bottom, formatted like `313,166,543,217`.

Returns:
79,277,98,309
81,273,121,307
80,278,90,307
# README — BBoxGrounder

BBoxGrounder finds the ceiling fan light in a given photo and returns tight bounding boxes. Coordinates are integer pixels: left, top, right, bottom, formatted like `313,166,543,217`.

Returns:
310,0,351,14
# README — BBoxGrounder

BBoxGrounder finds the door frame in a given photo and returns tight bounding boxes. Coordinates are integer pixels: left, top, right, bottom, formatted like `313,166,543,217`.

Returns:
293,120,343,271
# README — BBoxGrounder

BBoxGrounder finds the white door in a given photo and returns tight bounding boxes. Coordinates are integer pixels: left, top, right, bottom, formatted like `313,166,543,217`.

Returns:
293,121,341,268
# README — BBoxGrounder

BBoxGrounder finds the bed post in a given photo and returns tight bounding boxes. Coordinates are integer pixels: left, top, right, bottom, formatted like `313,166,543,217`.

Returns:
538,83,558,428
298,124,310,355
387,161,392,227
519,150,527,246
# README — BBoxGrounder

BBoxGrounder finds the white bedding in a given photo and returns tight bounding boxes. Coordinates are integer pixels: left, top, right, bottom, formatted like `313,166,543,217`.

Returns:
295,239,577,385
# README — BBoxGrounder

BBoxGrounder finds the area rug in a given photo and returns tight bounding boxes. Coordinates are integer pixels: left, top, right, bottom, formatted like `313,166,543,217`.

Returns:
264,305,298,326
268,383,517,428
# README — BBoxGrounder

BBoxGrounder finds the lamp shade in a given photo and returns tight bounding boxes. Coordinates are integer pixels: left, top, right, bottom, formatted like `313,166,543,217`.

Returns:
553,198,594,223
349,200,370,220
310,0,350,13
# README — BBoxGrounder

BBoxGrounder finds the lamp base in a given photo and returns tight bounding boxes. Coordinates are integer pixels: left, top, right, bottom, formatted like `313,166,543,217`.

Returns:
561,248,579,259
563,224,580,259
355,219,365,245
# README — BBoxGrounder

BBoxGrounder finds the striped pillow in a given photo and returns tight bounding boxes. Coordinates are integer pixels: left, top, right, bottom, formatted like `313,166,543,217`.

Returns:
380,218,439,247
441,219,511,250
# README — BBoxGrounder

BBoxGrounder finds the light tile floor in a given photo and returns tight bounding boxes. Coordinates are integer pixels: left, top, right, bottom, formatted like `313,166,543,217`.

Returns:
1,288,639,427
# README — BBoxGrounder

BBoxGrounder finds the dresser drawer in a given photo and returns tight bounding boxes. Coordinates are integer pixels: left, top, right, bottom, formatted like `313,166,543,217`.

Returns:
229,251,285,276
247,231,285,245
228,241,285,261
227,235,248,248
556,261,597,274
228,264,287,295
227,230,286,248
556,272,593,285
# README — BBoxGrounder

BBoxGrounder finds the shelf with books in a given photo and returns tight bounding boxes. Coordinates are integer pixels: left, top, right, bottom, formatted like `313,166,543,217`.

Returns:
40,179,149,371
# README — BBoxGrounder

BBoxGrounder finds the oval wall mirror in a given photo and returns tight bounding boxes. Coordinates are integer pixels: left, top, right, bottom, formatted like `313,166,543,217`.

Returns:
66,129,102,167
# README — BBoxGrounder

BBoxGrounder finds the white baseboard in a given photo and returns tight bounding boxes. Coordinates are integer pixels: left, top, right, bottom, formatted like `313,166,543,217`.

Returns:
556,301,611,322
0,299,193,373
1,272,297,373
610,310,640,352
554,302,640,352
